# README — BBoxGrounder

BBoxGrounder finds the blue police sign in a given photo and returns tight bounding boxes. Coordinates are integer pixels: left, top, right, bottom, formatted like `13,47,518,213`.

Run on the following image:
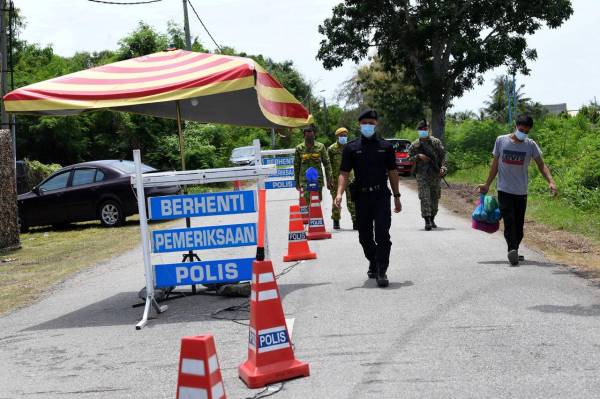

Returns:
151,223,257,253
148,190,255,220
274,168,294,177
262,157,293,166
249,326,290,353
265,179,295,190
154,257,254,288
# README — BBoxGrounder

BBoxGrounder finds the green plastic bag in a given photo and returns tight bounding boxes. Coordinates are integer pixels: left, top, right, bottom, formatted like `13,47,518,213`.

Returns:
483,195,499,214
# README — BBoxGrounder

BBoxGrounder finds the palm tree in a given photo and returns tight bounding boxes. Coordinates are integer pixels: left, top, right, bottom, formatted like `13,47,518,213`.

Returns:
483,75,530,123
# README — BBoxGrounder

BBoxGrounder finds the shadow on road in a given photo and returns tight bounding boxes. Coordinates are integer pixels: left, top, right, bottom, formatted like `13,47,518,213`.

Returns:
346,280,414,291
477,260,556,267
23,282,329,331
528,304,600,317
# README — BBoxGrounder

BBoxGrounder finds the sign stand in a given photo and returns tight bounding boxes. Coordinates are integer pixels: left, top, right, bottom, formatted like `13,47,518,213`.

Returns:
133,150,168,330
131,145,277,329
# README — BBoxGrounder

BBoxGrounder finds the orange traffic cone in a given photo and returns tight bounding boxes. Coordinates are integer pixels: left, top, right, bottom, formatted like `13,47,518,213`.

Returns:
176,335,226,399
299,189,309,225
239,260,310,388
283,205,317,262
306,192,332,240
233,180,241,191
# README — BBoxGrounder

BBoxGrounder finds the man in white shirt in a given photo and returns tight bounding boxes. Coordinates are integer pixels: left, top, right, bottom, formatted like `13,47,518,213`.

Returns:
478,114,557,266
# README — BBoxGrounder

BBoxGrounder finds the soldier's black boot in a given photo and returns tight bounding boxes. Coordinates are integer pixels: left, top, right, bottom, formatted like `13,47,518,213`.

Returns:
367,261,376,279
376,264,389,288
424,217,432,231
431,216,437,229
333,220,340,230
352,221,358,231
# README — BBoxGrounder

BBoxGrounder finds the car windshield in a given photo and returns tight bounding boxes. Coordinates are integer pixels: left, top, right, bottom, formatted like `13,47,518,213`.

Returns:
390,140,410,152
108,160,155,174
231,147,255,158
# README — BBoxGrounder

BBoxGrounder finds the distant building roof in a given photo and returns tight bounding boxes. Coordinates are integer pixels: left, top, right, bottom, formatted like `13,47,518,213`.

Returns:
542,103,567,115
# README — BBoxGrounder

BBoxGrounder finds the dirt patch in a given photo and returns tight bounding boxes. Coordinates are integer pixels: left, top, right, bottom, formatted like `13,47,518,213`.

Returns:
401,178,600,280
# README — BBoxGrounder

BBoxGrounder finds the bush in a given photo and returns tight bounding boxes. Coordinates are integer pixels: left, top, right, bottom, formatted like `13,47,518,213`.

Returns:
24,159,62,190
447,113,600,212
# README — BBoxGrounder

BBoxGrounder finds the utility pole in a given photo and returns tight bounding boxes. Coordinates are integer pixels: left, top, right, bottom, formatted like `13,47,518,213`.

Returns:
182,0,192,50
0,0,8,129
322,97,328,137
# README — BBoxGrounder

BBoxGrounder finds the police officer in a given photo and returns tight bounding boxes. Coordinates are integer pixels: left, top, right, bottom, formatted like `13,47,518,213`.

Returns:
328,127,357,230
294,125,333,203
335,109,402,288
408,120,447,231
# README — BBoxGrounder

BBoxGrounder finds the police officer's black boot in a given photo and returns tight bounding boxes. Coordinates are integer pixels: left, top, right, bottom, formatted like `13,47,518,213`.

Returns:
376,263,389,288
430,216,437,229
424,217,432,231
367,261,376,279
333,220,340,230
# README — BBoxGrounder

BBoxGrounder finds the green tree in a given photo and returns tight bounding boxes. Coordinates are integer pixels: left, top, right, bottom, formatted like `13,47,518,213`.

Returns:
116,21,169,60
337,59,424,136
317,0,573,141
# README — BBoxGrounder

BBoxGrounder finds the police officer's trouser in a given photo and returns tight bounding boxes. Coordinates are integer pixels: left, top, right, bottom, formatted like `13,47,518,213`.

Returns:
330,186,356,223
416,174,441,218
354,188,392,268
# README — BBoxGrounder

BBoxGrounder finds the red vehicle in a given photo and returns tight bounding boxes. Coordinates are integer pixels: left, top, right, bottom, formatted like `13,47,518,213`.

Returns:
386,139,414,175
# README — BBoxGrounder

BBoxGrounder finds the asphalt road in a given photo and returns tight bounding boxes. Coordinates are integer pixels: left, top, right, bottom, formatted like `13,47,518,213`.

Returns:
1,182,600,399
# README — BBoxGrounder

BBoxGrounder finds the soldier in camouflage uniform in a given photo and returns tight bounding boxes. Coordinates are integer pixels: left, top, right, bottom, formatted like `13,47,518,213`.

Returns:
408,120,447,231
294,125,333,204
328,127,357,230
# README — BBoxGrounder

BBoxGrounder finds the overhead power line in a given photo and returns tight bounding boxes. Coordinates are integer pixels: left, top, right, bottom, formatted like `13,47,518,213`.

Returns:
186,0,222,52
87,0,162,5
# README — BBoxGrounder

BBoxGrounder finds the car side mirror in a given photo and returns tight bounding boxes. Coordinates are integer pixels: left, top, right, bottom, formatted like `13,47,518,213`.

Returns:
32,186,41,195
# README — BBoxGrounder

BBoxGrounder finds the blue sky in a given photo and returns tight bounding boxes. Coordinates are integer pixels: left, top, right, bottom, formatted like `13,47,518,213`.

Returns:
17,0,599,112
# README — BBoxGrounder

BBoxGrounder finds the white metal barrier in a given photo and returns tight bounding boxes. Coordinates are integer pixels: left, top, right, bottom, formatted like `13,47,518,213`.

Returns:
131,139,276,330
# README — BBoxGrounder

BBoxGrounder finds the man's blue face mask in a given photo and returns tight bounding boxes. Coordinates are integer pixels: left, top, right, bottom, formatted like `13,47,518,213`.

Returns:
360,124,375,138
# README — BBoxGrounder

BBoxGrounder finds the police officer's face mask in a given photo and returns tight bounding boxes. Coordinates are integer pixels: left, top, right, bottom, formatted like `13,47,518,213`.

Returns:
360,124,376,138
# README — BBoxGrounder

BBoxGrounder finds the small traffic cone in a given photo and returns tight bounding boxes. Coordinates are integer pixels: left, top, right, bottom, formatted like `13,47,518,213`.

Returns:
239,260,310,388
306,192,332,240
233,180,241,191
283,205,317,262
299,189,309,225
177,335,226,399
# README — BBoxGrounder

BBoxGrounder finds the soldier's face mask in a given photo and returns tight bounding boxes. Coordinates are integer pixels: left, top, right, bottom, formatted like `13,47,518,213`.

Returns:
418,130,429,138
338,136,348,145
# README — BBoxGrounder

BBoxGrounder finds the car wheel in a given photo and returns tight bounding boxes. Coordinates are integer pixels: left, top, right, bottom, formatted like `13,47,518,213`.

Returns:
99,200,125,227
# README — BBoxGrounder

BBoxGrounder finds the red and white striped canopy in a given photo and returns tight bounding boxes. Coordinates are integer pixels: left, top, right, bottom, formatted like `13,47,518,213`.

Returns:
3,49,312,128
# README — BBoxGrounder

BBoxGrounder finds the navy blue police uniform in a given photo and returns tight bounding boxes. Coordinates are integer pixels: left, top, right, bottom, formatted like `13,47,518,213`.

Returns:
340,132,396,278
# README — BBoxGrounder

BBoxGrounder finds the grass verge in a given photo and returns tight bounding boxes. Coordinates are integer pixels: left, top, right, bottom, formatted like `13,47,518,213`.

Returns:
0,217,149,315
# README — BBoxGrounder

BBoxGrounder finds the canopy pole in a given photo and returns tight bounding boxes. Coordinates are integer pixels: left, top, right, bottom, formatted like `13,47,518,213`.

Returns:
176,101,186,171
176,101,200,282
